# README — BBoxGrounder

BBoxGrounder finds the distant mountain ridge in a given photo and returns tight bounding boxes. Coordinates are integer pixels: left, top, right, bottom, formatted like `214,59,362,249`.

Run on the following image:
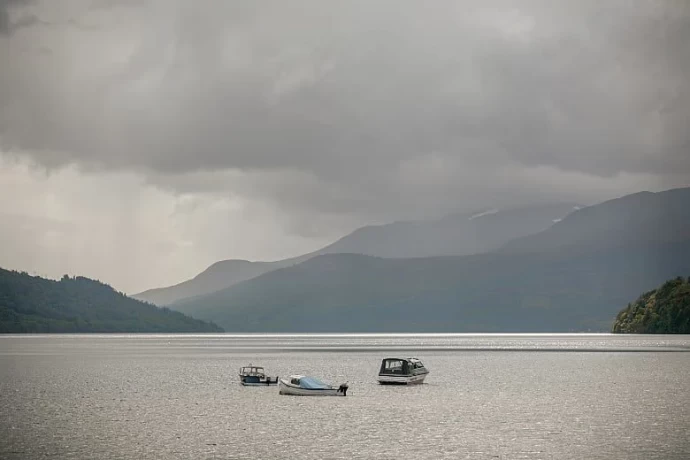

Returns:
133,202,579,305
500,188,690,253
317,202,580,258
132,259,301,307
172,241,690,332
0,269,223,333
169,187,690,332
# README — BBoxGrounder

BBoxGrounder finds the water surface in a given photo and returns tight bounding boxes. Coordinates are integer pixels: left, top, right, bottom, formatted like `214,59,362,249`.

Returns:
1,334,688,459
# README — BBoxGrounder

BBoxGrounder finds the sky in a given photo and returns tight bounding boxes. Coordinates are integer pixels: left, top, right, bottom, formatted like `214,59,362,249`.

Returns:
1,0,689,294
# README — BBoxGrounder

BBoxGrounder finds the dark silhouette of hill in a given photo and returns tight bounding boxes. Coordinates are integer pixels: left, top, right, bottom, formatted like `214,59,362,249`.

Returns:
0,269,223,333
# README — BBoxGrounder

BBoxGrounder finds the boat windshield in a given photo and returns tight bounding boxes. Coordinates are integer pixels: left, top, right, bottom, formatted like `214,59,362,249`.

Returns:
299,377,330,389
382,359,405,373
384,359,403,369
241,367,264,374
380,358,411,375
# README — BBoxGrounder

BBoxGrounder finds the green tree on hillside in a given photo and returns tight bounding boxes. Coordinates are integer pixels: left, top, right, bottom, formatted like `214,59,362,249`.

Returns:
612,276,690,334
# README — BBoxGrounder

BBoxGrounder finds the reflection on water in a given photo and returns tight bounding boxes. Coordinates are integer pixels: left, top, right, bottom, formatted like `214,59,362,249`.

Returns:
3,333,690,354
1,334,689,459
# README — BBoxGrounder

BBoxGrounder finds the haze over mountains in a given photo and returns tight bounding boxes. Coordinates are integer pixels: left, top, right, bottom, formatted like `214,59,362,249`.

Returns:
165,187,690,332
134,202,578,305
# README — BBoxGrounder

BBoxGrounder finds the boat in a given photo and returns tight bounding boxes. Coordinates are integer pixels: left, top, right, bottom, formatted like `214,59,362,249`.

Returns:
278,375,349,396
239,365,278,386
377,357,429,385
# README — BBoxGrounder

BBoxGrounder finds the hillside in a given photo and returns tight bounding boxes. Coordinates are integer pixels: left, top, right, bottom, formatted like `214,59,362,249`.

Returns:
316,202,579,258
134,202,578,305
500,188,690,253
132,258,306,306
612,277,690,334
172,241,690,332
0,269,223,333
170,187,690,332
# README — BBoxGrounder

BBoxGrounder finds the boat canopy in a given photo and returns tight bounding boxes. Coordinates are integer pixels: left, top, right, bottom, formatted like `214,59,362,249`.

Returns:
240,366,265,374
379,357,425,375
290,376,331,389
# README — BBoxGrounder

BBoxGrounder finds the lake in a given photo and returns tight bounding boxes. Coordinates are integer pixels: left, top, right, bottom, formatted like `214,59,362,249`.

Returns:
1,334,689,459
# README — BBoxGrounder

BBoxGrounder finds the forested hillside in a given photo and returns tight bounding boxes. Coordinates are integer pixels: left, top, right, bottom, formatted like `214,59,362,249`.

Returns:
612,277,690,334
0,269,223,333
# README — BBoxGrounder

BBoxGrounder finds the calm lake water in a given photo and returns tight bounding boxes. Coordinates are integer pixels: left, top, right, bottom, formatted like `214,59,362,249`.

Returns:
1,334,689,459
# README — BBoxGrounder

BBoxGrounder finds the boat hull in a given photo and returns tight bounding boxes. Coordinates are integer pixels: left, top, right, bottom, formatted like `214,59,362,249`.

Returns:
278,379,347,396
377,372,428,385
241,381,277,386
240,376,278,386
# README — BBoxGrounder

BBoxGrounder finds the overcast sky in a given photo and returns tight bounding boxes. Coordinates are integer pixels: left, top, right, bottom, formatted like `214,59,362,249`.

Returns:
1,0,688,293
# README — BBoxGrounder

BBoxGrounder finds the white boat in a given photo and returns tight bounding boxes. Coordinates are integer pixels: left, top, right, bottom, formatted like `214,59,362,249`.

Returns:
239,365,278,386
377,357,429,385
278,375,349,396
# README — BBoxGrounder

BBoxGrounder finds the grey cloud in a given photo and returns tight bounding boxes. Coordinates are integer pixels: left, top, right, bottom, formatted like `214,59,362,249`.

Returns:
1,0,689,221
0,0,36,35
89,0,143,9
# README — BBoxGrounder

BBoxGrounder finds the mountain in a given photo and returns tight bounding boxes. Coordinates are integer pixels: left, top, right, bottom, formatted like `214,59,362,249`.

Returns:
172,242,690,332
500,188,690,253
170,187,690,332
612,276,690,334
132,258,306,306
133,202,578,305
317,202,579,258
0,269,223,333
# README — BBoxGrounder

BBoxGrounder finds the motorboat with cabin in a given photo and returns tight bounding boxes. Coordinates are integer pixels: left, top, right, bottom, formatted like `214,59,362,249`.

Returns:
239,364,278,386
377,357,429,385
278,375,349,396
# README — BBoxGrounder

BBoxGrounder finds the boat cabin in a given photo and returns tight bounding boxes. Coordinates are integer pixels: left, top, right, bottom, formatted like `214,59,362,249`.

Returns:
239,365,278,385
239,366,266,377
379,358,426,376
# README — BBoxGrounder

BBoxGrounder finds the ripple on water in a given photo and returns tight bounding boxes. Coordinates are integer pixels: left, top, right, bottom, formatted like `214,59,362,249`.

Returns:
0,334,688,459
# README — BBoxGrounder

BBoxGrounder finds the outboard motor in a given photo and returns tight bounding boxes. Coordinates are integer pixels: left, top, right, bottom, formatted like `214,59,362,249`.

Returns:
338,383,349,396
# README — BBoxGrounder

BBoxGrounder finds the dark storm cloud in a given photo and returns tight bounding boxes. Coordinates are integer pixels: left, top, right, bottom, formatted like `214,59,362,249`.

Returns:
1,0,689,216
